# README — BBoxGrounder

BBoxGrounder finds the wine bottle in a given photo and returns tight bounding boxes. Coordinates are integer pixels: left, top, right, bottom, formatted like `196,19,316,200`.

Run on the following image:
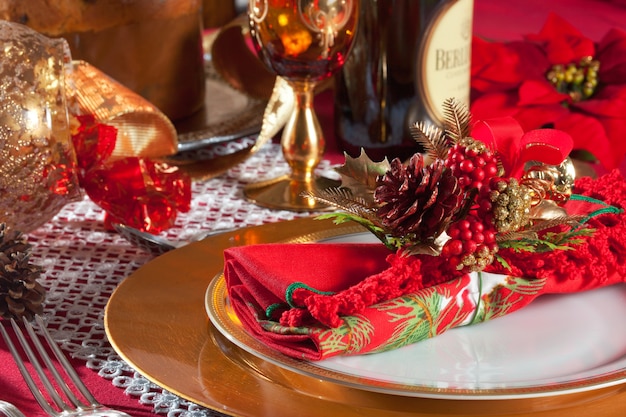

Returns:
334,0,474,161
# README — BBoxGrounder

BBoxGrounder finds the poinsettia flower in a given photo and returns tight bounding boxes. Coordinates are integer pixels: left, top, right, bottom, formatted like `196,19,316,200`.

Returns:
471,13,626,170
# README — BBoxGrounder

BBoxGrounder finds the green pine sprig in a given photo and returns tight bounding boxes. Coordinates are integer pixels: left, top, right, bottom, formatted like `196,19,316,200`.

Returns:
499,226,595,253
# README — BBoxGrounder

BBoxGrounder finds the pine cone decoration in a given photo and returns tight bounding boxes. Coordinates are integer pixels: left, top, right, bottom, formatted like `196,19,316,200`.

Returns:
0,224,45,321
375,155,464,241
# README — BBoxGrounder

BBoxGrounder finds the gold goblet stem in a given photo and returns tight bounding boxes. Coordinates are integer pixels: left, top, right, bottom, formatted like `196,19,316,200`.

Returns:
283,81,323,183
244,80,338,212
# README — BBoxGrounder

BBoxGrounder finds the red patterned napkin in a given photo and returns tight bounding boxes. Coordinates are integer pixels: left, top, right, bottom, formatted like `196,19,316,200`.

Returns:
225,171,626,361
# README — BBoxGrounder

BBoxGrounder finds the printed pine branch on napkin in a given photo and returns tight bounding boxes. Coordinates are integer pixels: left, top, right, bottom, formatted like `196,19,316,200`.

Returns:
224,170,626,361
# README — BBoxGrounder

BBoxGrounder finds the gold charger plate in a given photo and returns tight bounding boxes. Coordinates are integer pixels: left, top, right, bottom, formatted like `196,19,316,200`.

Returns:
105,217,626,417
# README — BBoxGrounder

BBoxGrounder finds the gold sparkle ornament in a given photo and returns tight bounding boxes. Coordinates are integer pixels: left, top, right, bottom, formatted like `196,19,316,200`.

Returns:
0,21,81,233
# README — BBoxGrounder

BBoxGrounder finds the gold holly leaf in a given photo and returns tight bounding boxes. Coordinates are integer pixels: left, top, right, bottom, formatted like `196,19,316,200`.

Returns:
334,149,390,201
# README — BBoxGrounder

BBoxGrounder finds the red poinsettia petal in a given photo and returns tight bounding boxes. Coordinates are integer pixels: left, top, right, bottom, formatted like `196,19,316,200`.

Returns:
471,37,530,93
597,28,626,85
525,13,596,64
569,85,626,168
517,79,570,106
512,103,570,132
470,92,521,120
527,13,583,41
507,40,551,80
544,36,596,66
553,113,616,169
573,84,626,117
599,117,626,168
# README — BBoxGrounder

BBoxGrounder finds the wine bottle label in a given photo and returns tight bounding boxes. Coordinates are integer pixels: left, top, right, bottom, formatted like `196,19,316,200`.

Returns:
417,0,473,124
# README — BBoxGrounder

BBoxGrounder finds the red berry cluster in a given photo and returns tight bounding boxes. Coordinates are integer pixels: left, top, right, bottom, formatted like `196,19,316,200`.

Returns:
445,140,499,192
441,138,502,273
441,214,498,273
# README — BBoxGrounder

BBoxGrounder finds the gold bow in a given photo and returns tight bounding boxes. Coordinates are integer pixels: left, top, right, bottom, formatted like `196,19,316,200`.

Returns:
66,60,178,161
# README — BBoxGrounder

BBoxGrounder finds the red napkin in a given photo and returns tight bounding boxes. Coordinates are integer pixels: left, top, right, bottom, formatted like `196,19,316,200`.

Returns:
224,170,626,361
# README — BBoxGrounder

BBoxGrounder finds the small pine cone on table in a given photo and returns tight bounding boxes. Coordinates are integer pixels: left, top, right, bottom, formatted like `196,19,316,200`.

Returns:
0,224,46,321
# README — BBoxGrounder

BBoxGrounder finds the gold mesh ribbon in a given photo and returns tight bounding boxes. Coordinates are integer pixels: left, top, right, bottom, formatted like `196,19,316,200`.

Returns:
66,60,178,160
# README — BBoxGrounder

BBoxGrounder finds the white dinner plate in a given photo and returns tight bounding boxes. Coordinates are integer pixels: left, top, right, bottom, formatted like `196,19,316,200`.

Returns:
206,232,626,400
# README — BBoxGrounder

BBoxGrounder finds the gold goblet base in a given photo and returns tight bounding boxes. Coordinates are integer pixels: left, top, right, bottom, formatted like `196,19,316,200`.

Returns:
243,79,338,212
244,175,339,212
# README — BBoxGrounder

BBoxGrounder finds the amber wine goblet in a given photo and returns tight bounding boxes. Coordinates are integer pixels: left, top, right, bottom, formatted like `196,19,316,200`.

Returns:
245,0,359,211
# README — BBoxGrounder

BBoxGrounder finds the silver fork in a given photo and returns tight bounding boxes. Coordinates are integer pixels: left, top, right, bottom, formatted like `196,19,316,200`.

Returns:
0,316,131,417
113,223,238,256
0,400,26,417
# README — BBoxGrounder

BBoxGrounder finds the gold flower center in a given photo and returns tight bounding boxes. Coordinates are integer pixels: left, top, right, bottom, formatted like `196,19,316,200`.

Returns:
546,56,600,102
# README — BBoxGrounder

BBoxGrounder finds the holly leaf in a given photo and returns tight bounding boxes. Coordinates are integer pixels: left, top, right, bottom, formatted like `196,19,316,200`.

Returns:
494,254,512,271
334,149,390,201
316,212,389,247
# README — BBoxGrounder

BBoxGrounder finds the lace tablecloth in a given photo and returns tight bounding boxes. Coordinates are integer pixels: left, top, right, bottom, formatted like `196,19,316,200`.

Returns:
28,141,337,416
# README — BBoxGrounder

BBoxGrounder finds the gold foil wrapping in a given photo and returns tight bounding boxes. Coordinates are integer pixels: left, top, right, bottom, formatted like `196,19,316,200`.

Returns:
67,61,178,160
